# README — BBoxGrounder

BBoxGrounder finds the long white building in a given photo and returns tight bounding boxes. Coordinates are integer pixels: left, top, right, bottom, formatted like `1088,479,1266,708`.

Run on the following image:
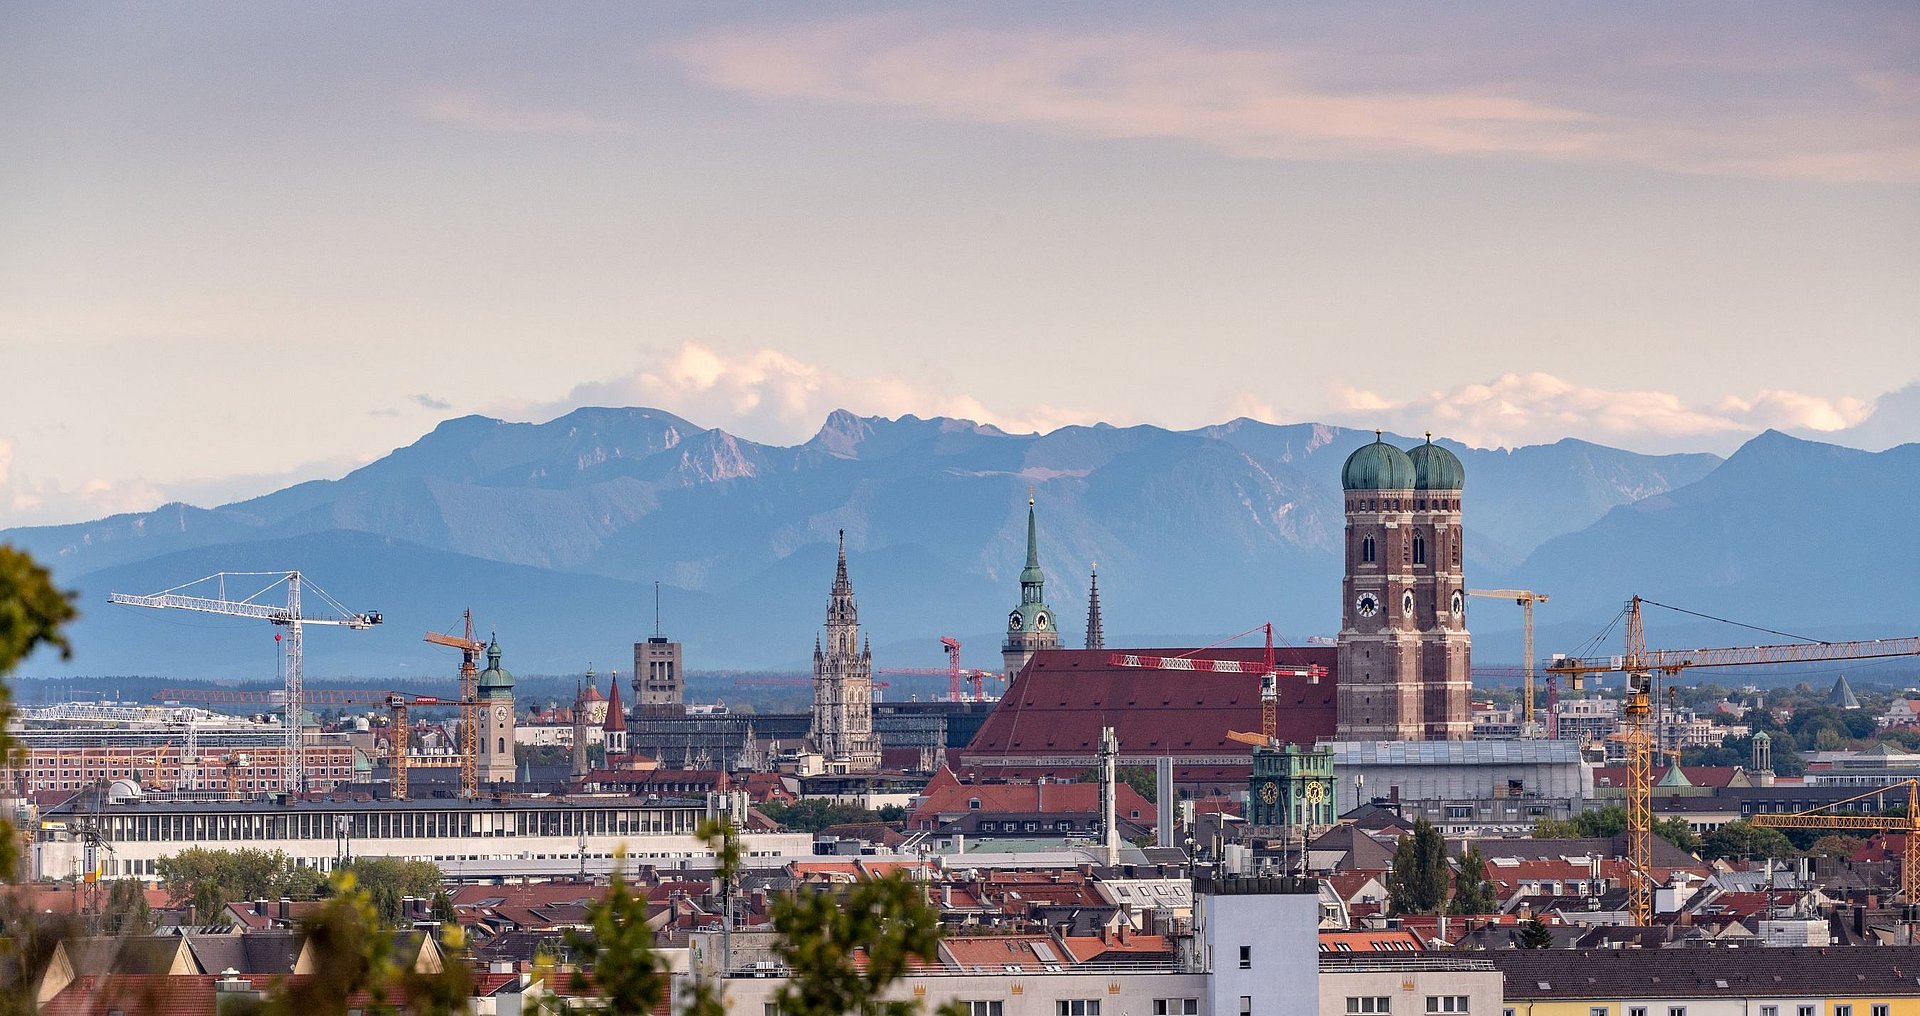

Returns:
34,791,813,882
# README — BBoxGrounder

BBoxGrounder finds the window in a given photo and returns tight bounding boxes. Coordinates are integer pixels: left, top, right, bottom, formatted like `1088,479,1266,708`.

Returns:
1239,945,1252,969
1591,1009,1609,1016
965,1004,1003,1016
1757,1008,1776,1016
1668,1008,1687,1016
1797,1008,1815,1016
1426,998,1468,1013
1873,1007,1890,1016
1633,1009,1650,1016
1413,534,1426,565
968,798,981,810
1361,536,1376,563
1153,1001,1198,1016
1057,1003,1099,1016
1834,1008,1852,1016
1347,1000,1391,1015
1239,998,1252,1016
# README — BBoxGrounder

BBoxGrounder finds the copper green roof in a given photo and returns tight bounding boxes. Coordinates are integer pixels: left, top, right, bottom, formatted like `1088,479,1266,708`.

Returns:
1409,436,1465,491
1341,436,1416,491
477,638,514,695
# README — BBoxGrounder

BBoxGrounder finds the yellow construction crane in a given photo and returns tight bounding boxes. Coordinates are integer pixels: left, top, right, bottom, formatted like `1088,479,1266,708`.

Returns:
1751,779,1920,903
1549,595,1920,926
1468,589,1549,733
423,610,485,799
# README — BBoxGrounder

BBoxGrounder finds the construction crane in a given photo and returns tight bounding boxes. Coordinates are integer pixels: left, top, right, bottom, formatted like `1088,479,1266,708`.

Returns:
1110,624,1327,748
156,687,475,800
877,637,1000,702
1751,779,1920,903
424,611,486,799
1547,595,1920,926
1467,589,1550,734
110,571,382,795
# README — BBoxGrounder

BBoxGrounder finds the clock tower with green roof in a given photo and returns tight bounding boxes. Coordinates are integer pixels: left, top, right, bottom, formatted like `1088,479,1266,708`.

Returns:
1002,494,1060,681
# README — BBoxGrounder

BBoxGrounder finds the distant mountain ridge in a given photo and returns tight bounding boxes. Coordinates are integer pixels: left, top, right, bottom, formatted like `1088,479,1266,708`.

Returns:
5,408,1911,682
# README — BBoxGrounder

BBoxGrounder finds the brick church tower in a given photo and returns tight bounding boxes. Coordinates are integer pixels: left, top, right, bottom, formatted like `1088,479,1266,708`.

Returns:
1335,433,1471,741
1408,436,1471,740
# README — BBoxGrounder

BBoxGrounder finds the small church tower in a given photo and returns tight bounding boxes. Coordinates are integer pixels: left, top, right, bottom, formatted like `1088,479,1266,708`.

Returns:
1002,494,1061,681
603,676,629,766
476,637,518,784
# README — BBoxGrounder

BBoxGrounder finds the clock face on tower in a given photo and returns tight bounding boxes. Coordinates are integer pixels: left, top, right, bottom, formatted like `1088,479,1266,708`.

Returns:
1009,611,1022,630
1304,780,1326,804
1450,590,1464,618
1355,592,1380,618
1258,782,1279,804
1035,612,1049,630
494,705,510,723
1401,589,1416,618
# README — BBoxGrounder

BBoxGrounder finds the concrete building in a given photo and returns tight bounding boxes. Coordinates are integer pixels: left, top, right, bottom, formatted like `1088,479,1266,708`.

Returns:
33,791,813,882
1003,495,1062,682
1335,435,1470,742
809,532,881,773
634,634,684,712
1325,740,1591,836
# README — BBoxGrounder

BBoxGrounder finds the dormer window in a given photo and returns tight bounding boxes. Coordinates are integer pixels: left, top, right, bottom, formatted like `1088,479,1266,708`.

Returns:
969,798,981,810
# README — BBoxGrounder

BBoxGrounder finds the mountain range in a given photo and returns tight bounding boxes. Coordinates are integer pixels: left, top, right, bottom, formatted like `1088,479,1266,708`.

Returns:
5,408,1915,687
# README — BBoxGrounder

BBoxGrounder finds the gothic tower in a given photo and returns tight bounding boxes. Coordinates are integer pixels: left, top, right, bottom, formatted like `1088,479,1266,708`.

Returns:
809,532,881,772
1002,495,1061,680
1409,435,1471,740
476,637,518,783
1085,564,1104,650
1335,436,1424,741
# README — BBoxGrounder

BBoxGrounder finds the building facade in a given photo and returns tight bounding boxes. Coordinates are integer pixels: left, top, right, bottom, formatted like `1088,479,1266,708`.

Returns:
1335,434,1470,742
809,532,881,773
1003,496,1061,681
634,635,684,711
476,638,518,784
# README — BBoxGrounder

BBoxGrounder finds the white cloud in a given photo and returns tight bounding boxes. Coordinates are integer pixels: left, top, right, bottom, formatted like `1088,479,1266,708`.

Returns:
0,448,369,531
415,89,631,135
1230,372,1884,453
501,341,1098,443
667,16,1920,183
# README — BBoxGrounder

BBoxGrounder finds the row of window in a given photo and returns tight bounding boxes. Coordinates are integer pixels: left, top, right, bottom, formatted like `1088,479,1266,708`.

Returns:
1345,998,1468,1014
1352,498,1459,511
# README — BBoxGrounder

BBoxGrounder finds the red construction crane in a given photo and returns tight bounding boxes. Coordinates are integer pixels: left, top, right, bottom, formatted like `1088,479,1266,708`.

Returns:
875,636,999,702
1109,624,1326,747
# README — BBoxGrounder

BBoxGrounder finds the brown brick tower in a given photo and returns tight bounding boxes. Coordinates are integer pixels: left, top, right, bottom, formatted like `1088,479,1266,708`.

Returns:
1409,435,1471,740
1335,435,1424,741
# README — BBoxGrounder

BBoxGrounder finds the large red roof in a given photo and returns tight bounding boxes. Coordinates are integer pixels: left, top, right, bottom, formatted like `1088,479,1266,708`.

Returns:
958,646,1337,779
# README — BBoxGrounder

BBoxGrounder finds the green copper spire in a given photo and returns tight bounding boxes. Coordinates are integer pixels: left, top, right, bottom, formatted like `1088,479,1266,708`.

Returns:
1021,491,1044,585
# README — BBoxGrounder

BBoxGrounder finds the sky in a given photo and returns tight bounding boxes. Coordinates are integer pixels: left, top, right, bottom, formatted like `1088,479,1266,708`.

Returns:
2,3,1917,528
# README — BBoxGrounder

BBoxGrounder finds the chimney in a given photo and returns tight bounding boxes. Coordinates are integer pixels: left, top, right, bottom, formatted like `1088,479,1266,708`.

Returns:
1118,921,1131,945
279,898,292,921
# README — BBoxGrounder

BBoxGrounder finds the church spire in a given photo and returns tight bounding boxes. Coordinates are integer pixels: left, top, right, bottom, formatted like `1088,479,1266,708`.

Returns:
1020,492,1044,588
834,529,851,593
1085,563,1104,650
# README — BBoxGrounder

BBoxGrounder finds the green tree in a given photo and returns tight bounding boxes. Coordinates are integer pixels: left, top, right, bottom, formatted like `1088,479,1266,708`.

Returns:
1700,821,1795,862
156,847,327,923
1516,914,1553,949
1080,765,1155,803
340,857,445,927
1534,806,1698,852
1387,818,1450,915
1448,845,1498,915
759,799,882,833
1654,815,1701,854
0,547,77,877
1806,833,1865,858
102,878,153,936
771,874,957,1016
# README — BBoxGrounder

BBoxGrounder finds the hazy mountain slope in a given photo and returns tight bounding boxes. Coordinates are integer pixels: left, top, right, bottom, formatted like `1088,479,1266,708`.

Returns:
1505,431,1920,639
16,408,1898,679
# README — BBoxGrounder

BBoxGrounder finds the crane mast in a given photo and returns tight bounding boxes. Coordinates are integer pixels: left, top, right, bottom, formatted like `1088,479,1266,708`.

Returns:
1467,589,1549,734
1548,595,1920,927
423,610,486,799
110,571,380,797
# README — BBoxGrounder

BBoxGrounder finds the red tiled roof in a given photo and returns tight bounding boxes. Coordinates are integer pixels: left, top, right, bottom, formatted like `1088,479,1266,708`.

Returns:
1594,765,1744,789
603,678,625,731
958,646,1335,780
1318,929,1425,953
908,768,1156,828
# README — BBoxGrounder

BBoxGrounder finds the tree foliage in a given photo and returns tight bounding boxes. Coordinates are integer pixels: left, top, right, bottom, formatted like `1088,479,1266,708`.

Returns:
771,874,955,1016
1532,806,1699,853
1806,833,1865,859
0,546,76,876
102,878,153,936
339,857,446,927
1387,818,1450,915
1448,845,1498,915
760,799,892,833
1700,821,1795,862
1080,765,1155,803
1516,914,1553,949
155,847,328,924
